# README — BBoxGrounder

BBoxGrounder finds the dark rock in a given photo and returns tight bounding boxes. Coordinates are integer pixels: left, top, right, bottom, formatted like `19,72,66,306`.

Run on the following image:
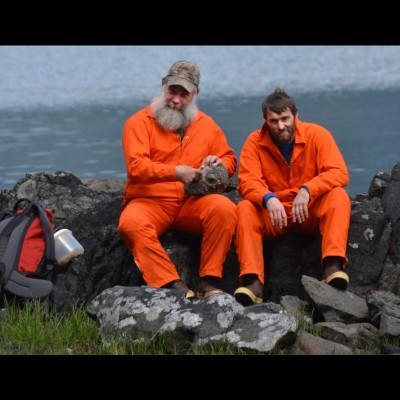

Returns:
301,275,369,323
380,343,400,354
264,234,322,303
346,196,391,297
288,330,352,355
82,179,125,194
315,321,380,353
368,171,391,198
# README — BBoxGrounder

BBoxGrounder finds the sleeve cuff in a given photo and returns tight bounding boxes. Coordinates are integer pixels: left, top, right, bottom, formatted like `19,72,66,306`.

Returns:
262,193,277,208
300,185,310,194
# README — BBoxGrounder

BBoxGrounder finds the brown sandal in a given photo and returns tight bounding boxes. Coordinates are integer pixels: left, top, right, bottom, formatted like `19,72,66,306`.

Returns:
185,290,196,299
163,279,195,299
196,289,224,298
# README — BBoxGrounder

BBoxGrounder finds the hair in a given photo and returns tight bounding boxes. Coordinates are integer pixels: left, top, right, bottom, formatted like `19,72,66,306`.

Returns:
261,87,298,117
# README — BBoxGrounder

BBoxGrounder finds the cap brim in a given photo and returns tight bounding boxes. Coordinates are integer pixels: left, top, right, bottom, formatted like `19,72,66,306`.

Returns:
166,77,196,93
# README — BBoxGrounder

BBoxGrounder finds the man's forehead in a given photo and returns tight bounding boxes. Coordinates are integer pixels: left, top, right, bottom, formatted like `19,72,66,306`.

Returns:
266,109,292,118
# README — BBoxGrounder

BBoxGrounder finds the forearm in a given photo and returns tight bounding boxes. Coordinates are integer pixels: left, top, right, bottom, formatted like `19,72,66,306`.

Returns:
126,157,176,183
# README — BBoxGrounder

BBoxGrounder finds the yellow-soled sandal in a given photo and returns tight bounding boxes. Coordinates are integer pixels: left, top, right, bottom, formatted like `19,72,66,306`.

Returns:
234,287,263,306
321,271,349,290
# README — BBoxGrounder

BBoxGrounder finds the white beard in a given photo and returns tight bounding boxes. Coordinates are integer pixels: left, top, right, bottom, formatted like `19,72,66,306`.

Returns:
151,88,198,132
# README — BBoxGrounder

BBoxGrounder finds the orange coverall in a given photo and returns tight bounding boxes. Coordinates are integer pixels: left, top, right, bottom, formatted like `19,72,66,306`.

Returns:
235,118,351,285
118,106,237,288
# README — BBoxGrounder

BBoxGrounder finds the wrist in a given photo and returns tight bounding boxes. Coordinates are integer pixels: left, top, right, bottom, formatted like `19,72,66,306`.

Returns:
262,193,277,208
300,185,309,194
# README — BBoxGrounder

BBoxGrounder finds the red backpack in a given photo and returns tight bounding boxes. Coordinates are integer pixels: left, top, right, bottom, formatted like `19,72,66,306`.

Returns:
0,199,56,298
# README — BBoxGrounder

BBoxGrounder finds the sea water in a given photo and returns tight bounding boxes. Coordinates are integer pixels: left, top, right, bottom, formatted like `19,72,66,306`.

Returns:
1,45,399,197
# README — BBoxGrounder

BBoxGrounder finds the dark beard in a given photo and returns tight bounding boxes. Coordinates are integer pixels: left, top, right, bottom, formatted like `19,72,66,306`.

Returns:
268,124,295,144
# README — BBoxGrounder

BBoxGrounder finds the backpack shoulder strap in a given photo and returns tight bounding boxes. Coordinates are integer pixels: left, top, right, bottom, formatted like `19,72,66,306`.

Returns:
30,202,57,273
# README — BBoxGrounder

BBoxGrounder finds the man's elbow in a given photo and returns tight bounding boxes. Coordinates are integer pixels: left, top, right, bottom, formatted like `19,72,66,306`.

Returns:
341,170,350,186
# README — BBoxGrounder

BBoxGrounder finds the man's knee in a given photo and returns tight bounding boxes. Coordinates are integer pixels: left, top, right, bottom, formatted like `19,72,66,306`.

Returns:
237,199,258,216
328,187,351,205
207,195,237,219
118,211,145,238
216,198,237,231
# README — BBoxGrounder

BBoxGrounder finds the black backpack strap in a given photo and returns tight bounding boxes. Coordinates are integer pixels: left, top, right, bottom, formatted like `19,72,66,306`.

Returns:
13,198,31,212
30,202,57,273
0,205,31,240
15,201,55,259
0,210,13,222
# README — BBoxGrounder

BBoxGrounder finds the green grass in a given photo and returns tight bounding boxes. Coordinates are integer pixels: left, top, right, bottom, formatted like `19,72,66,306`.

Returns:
0,300,112,355
3,300,355,355
298,314,322,337
191,338,259,355
0,300,258,355
0,299,197,355
382,336,400,348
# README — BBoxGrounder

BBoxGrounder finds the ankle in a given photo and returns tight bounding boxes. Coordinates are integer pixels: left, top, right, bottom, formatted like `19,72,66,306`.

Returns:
322,257,344,279
240,274,263,298
198,276,222,292
242,274,260,286
162,279,189,291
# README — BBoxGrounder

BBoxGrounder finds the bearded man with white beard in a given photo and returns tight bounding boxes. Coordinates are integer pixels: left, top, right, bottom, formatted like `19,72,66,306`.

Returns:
118,60,237,299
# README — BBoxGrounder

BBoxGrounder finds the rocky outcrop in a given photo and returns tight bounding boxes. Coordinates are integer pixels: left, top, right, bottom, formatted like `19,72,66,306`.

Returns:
1,162,400,354
85,278,395,354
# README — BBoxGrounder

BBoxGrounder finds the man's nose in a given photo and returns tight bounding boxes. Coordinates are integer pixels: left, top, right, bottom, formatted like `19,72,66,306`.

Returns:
171,94,181,103
278,120,285,129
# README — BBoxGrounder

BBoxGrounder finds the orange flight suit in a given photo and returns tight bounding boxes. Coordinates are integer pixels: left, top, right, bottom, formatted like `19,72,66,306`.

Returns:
118,106,237,288
235,118,351,285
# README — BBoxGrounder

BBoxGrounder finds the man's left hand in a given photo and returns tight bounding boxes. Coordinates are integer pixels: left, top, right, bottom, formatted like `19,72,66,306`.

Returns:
292,187,310,223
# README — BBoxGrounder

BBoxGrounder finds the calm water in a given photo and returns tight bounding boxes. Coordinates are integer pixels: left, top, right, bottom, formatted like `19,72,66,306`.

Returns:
1,46,399,197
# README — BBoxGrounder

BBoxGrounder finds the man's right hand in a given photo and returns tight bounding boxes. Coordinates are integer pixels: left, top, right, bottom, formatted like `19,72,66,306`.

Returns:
266,197,288,229
175,165,203,184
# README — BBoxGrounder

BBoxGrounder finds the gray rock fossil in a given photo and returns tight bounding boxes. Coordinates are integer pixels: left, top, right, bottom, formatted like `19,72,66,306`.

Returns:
184,165,229,196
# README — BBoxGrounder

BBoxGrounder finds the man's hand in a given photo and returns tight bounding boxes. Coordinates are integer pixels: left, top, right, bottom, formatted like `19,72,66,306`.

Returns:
201,155,222,167
292,187,310,223
175,165,203,184
266,197,287,229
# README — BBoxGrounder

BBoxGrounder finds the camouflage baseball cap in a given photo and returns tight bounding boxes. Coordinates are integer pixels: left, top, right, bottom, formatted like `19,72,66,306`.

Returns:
163,60,200,93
